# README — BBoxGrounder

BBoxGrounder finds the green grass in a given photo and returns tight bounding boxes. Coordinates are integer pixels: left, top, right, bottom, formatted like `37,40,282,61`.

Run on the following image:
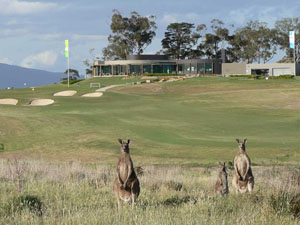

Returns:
0,76,300,166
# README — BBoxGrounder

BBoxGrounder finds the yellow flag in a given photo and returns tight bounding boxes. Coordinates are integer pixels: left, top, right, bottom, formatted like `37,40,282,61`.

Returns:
65,40,69,58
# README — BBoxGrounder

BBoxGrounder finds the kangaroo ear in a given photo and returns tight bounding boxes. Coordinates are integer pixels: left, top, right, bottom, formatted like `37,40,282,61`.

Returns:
223,162,226,167
127,139,131,144
218,161,222,166
118,139,123,144
243,139,247,144
236,139,240,143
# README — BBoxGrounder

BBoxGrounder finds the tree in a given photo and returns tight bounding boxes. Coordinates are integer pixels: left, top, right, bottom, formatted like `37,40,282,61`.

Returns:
64,68,79,80
230,21,277,63
83,48,99,76
199,19,232,59
103,10,157,59
161,22,200,59
274,17,300,61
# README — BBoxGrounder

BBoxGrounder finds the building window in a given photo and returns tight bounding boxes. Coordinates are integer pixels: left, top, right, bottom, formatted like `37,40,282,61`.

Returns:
163,65,176,74
130,65,141,75
101,66,111,75
197,63,205,74
205,63,213,74
143,65,152,74
113,65,119,75
178,64,183,74
120,65,127,75
184,63,191,73
153,65,163,73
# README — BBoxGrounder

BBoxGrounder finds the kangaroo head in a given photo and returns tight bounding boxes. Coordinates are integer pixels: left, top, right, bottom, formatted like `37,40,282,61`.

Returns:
236,138,247,151
118,138,131,153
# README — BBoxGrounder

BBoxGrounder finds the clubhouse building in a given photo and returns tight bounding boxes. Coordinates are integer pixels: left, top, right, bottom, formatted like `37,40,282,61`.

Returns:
92,54,300,76
93,55,222,76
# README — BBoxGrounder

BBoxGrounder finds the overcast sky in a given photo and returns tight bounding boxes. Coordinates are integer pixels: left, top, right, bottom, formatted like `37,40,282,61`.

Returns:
0,0,299,74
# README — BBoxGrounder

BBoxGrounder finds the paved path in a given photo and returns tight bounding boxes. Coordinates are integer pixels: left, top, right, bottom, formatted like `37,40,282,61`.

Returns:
96,84,126,92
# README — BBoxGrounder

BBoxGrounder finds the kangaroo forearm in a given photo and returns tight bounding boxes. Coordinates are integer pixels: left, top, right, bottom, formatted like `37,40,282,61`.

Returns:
124,169,132,185
117,171,123,185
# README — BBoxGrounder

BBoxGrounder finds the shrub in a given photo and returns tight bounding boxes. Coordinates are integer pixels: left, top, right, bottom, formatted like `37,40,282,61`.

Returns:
6,195,43,216
161,195,196,206
61,79,83,85
229,74,264,79
164,181,183,191
268,75,295,79
144,73,184,77
269,191,300,219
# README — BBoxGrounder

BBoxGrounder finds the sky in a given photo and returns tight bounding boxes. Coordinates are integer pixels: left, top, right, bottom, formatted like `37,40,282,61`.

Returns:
0,0,300,75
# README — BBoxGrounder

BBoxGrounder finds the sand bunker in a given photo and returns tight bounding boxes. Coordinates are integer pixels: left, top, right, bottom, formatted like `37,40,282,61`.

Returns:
29,99,54,106
53,90,77,96
82,92,103,97
0,99,18,105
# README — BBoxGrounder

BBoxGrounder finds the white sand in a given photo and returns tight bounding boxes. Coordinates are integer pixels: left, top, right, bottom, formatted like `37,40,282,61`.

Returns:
29,99,54,106
53,90,77,96
82,92,103,97
0,99,18,105
96,84,125,92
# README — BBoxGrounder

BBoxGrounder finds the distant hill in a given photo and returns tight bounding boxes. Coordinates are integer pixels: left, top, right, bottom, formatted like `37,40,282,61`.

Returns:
0,63,64,89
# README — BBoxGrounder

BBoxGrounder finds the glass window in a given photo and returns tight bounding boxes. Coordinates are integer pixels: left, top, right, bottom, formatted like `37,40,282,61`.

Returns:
184,63,191,73
153,65,163,73
101,66,111,75
163,65,177,74
197,63,205,74
113,65,119,75
191,63,197,73
130,65,141,75
120,65,127,74
205,63,213,74
143,65,152,74
178,64,183,74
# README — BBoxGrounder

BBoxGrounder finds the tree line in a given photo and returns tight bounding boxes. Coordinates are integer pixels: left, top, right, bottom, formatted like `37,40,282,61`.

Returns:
95,10,300,69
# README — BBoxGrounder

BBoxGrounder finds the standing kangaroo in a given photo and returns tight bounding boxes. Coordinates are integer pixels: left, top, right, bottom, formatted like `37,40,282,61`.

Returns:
232,139,254,193
215,162,229,196
113,139,140,209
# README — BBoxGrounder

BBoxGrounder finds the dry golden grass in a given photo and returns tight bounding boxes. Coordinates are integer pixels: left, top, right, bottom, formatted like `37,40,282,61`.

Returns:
0,159,299,224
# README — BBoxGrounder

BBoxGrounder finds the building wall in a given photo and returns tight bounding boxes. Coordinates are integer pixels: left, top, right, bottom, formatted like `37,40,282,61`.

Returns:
222,63,300,76
222,63,246,75
246,63,296,76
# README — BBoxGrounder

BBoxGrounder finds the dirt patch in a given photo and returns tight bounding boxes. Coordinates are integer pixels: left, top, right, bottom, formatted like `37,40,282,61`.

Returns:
82,92,103,97
114,84,164,95
0,98,18,105
29,99,54,106
53,90,77,96
284,101,300,109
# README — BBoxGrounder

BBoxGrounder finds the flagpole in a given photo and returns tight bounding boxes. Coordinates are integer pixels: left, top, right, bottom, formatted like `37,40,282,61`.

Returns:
68,54,70,88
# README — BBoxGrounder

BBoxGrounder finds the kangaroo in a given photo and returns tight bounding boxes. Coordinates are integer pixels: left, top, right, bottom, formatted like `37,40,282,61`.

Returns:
113,139,140,209
232,139,254,193
215,162,229,196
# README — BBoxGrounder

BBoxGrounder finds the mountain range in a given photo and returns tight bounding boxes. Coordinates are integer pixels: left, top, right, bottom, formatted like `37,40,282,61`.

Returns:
0,63,64,89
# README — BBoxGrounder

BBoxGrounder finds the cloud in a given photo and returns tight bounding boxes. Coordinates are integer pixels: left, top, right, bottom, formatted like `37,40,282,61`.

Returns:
227,6,299,27
38,33,63,41
186,12,200,21
0,58,13,65
0,28,29,38
0,0,57,15
21,50,58,68
71,34,107,41
160,14,178,24
5,19,18,26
